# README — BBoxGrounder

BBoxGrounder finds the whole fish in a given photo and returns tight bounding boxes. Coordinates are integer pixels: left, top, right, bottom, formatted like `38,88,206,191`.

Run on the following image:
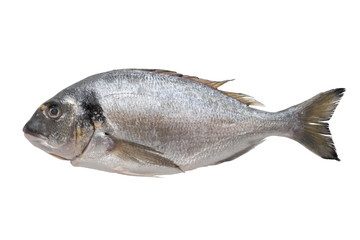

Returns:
23,69,345,176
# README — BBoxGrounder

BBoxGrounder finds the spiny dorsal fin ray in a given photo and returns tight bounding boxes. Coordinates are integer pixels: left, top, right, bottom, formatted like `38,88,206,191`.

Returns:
136,69,263,106
196,78,233,89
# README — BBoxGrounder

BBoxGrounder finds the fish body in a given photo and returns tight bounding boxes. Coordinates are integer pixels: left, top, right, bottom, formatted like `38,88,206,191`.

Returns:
23,69,344,176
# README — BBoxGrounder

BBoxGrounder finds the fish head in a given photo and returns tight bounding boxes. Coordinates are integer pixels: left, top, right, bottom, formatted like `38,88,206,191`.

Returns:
23,94,94,160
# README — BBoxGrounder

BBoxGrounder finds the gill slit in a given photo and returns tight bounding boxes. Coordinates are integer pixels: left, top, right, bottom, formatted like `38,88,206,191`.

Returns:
73,126,96,160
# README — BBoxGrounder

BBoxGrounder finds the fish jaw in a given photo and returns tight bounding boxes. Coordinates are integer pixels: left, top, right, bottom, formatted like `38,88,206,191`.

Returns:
24,125,47,147
23,125,59,156
23,122,76,161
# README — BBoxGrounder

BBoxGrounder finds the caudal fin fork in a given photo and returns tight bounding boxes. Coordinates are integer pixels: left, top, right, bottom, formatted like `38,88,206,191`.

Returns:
290,88,345,161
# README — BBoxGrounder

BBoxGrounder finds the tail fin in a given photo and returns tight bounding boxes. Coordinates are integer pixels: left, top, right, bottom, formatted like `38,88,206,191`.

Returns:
289,88,345,160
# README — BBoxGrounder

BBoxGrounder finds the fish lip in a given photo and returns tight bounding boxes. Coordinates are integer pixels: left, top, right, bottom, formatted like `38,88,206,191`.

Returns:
23,127,71,161
23,125,48,141
23,125,70,160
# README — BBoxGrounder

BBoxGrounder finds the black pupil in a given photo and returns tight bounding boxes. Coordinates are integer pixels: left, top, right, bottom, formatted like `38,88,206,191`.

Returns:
50,107,58,116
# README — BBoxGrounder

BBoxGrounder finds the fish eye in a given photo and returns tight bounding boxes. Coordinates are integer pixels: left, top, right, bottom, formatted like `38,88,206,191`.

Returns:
47,105,62,119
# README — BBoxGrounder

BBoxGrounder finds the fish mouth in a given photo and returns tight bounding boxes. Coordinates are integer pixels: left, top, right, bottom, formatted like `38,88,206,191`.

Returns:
23,126,48,142
23,124,55,152
23,126,71,161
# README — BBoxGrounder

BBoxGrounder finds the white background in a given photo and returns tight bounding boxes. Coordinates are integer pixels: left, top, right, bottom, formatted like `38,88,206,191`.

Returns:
1,1,359,239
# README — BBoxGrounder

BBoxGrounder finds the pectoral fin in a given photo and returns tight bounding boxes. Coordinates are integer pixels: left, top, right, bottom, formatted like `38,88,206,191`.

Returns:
107,135,183,172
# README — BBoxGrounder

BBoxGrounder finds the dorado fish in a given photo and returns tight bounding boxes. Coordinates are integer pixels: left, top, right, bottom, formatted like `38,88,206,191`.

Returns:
23,69,345,176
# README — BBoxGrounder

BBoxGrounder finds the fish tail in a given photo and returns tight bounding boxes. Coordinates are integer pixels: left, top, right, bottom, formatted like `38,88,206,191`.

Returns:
287,88,345,160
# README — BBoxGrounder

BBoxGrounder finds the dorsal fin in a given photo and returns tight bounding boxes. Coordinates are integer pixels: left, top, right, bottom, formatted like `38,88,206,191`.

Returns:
221,91,264,106
195,78,233,89
135,69,263,106
136,69,231,89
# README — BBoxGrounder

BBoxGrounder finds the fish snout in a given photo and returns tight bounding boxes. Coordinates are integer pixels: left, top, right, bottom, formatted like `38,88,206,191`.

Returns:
23,115,49,140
